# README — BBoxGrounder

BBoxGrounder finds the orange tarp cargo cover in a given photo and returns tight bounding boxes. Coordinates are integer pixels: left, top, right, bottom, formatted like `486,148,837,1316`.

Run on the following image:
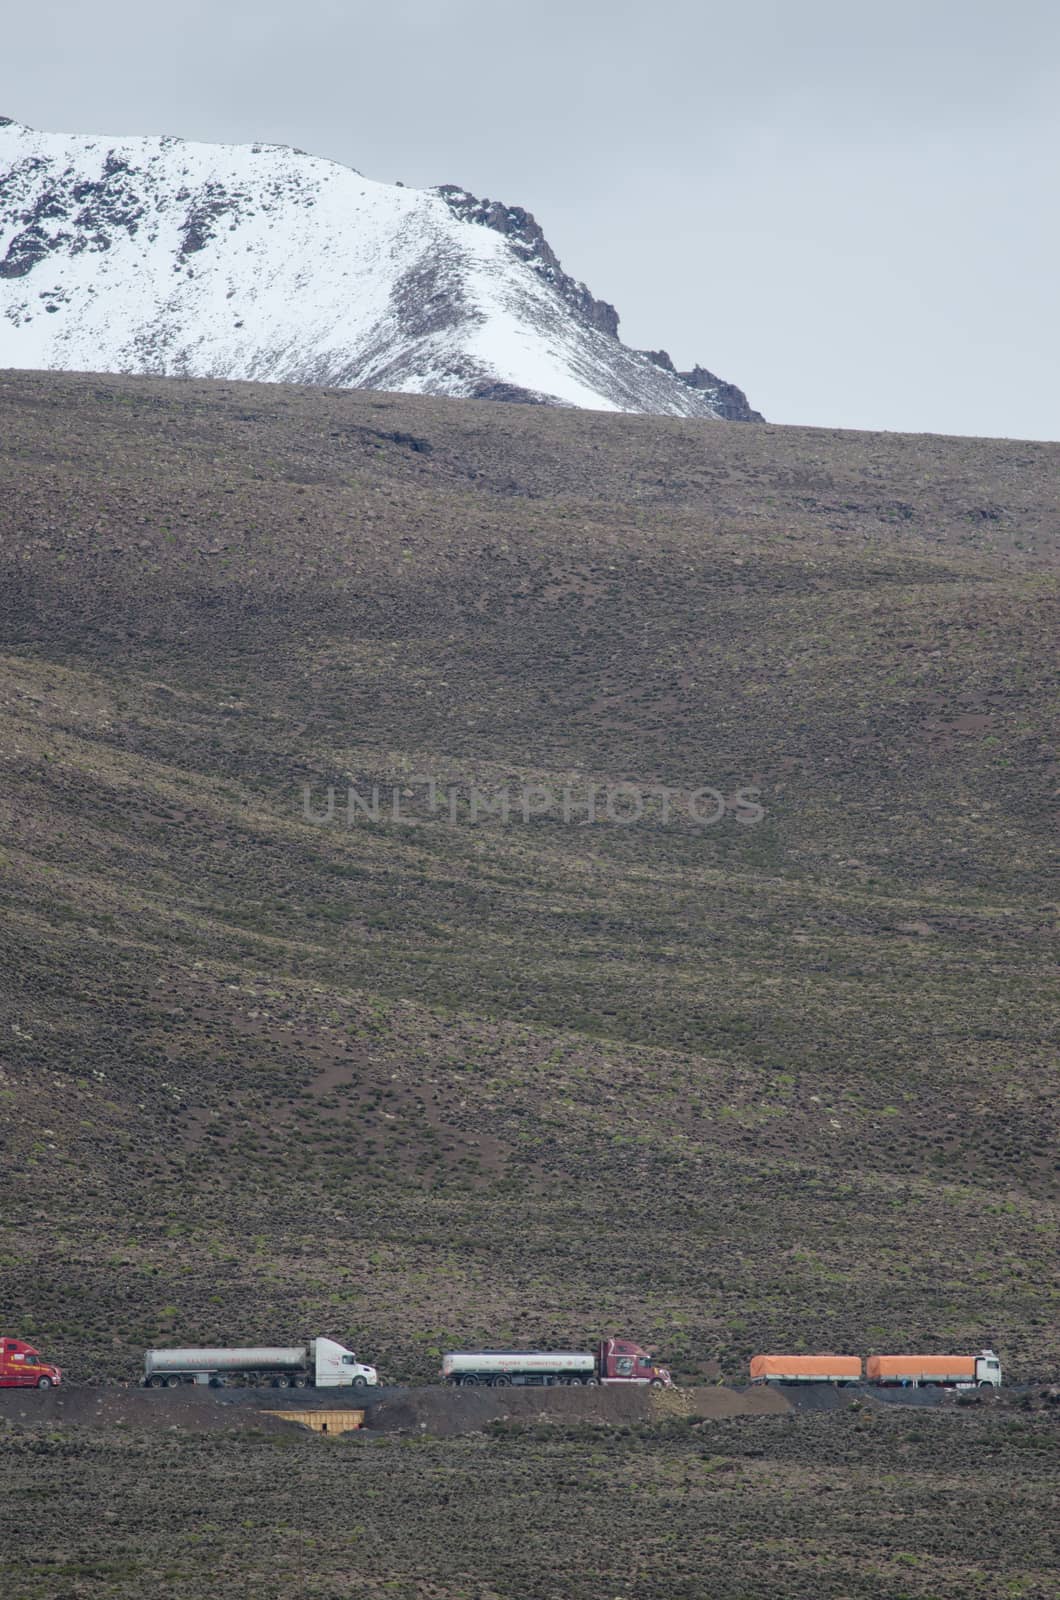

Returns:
750,1354,862,1379
866,1355,976,1380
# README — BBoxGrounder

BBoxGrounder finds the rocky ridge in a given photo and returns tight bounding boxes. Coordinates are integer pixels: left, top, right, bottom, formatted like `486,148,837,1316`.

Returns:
0,117,760,420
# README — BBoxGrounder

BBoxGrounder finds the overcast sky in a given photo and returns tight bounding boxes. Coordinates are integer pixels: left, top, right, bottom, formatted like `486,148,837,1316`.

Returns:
6,1,1059,439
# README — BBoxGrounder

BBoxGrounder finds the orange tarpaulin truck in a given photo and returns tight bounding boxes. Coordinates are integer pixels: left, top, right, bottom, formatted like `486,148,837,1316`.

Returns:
750,1354,862,1384
866,1350,1002,1388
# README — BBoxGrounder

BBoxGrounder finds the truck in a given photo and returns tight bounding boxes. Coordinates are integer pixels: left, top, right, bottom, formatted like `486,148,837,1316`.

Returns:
0,1336,62,1390
749,1348,1003,1389
750,1354,862,1385
866,1349,1002,1389
441,1335,672,1388
142,1337,378,1389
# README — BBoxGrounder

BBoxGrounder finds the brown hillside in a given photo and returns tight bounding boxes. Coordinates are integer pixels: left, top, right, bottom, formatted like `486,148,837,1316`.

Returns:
0,368,1057,1393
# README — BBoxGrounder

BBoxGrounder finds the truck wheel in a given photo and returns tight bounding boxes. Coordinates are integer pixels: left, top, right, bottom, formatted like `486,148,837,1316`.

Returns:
37,1376,53,1390
583,1377,599,1387
272,1375,291,1389
493,1375,512,1387
352,1376,367,1389
979,1380,995,1389
650,1378,665,1388
166,1375,183,1388
460,1375,478,1387
292,1376,308,1389
147,1375,166,1388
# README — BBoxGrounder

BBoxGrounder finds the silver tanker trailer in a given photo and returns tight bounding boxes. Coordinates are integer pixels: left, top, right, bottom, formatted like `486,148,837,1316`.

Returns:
143,1336,378,1389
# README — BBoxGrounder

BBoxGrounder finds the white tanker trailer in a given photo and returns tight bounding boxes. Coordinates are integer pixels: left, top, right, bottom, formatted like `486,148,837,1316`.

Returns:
442,1336,672,1388
143,1336,378,1389
443,1349,597,1386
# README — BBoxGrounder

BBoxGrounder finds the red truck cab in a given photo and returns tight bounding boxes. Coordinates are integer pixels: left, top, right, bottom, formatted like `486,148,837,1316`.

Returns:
599,1336,672,1387
0,1337,62,1389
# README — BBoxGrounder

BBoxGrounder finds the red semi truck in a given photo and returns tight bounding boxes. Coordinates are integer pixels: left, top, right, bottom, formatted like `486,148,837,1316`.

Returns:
442,1335,672,1388
0,1336,63,1389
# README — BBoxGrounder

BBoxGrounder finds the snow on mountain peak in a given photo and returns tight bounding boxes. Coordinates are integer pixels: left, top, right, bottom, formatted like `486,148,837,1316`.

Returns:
0,117,760,420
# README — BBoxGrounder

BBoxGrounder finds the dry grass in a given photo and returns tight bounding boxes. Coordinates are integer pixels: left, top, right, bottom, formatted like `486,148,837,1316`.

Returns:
0,369,1056,1387
1,1399,1058,1599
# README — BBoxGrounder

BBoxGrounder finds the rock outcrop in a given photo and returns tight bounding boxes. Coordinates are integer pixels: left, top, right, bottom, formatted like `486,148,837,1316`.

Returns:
0,118,761,421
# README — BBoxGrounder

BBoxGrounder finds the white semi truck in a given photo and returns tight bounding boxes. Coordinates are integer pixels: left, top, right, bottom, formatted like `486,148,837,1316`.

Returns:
143,1337,378,1389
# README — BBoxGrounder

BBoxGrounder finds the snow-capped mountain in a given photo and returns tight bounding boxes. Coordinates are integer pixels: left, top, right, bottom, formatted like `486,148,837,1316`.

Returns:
0,117,760,420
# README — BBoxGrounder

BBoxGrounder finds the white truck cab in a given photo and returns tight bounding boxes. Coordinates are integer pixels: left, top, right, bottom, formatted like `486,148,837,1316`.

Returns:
974,1349,1003,1388
311,1337,378,1388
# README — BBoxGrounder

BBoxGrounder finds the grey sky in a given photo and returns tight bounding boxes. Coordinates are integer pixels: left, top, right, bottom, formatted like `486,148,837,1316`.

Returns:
6,1,1059,439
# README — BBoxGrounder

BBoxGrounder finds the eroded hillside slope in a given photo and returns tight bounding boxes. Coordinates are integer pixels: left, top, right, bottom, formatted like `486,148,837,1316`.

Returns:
0,369,1056,1383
